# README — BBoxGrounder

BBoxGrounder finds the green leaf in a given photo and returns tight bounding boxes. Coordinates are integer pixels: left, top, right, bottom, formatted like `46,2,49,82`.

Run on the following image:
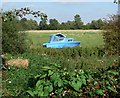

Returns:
70,79,82,91
48,70,54,76
40,74,47,79
44,85,53,93
35,80,44,95
49,85,53,92
34,74,41,78
95,89,104,96
80,75,86,85
58,79,63,87
57,88,63,94
45,80,51,86
51,73,60,81
42,66,52,71
35,85,43,93
38,91,44,96
36,80,42,87
107,86,117,93
54,80,58,87
108,70,118,75
26,90,34,97
44,86,50,96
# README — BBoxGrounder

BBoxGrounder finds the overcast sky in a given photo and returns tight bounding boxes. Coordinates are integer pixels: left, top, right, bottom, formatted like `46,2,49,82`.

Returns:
2,1,118,24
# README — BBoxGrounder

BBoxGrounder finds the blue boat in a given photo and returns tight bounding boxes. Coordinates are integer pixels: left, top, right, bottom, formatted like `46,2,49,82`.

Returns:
43,33,80,48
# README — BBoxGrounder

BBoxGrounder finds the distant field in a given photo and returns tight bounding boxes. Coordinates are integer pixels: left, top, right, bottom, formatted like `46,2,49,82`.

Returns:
26,30,104,48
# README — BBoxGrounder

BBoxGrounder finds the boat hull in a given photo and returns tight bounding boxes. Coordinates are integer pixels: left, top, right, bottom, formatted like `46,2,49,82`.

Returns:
43,42,80,48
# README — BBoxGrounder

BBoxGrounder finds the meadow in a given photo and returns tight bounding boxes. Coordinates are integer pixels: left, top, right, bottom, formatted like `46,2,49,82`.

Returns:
27,30,104,48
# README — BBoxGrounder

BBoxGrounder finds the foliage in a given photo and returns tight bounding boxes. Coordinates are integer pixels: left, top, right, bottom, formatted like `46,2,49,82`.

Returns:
48,18,59,30
103,15,120,55
38,14,104,30
2,47,119,97
74,14,83,29
58,22,75,30
39,14,48,30
2,18,28,54
28,46,118,71
26,63,120,97
2,7,46,22
85,19,104,30
2,7,46,54
20,18,39,30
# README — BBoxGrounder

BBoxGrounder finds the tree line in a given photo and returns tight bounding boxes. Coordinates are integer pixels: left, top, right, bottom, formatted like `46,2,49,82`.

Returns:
19,14,105,30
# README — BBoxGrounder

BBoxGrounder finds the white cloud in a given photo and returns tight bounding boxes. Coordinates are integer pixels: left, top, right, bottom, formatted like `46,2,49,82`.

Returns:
2,0,113,2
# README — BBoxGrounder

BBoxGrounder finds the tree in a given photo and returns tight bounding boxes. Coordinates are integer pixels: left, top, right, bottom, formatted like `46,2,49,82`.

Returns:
86,19,104,29
97,19,104,29
20,18,28,30
49,19,59,30
2,7,46,54
65,21,75,29
2,18,27,54
59,22,67,30
103,15,120,55
20,18,39,30
39,15,48,30
74,14,83,29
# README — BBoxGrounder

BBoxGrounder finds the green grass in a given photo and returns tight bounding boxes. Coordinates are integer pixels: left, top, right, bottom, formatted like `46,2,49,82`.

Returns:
26,30,104,48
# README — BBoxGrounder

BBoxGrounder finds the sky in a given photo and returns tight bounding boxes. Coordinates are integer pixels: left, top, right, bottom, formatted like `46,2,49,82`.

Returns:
1,0,115,2
2,1,118,24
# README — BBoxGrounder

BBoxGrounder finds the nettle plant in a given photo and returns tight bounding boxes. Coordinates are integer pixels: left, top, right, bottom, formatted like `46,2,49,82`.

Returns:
26,63,120,97
26,63,93,97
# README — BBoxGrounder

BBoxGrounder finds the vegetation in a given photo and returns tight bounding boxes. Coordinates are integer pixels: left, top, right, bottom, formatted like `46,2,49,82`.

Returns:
2,8,46,54
1,5,120,97
48,19,59,30
20,18,39,30
103,15,120,55
39,14,48,30
39,14,105,30
2,48,119,97
27,63,120,97
2,18,28,54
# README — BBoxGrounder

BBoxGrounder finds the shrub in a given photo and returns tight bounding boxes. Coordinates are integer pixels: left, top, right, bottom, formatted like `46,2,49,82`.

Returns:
2,18,28,54
103,15,120,55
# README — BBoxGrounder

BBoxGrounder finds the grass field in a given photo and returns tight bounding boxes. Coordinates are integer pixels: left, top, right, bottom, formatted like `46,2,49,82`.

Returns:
26,30,104,48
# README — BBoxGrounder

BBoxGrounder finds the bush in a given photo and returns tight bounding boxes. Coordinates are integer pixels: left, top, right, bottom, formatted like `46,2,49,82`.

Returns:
2,18,28,54
103,15,120,55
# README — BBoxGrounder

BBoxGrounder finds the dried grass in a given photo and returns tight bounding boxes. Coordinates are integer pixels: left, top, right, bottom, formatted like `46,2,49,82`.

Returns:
5,59,29,68
26,30,102,33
